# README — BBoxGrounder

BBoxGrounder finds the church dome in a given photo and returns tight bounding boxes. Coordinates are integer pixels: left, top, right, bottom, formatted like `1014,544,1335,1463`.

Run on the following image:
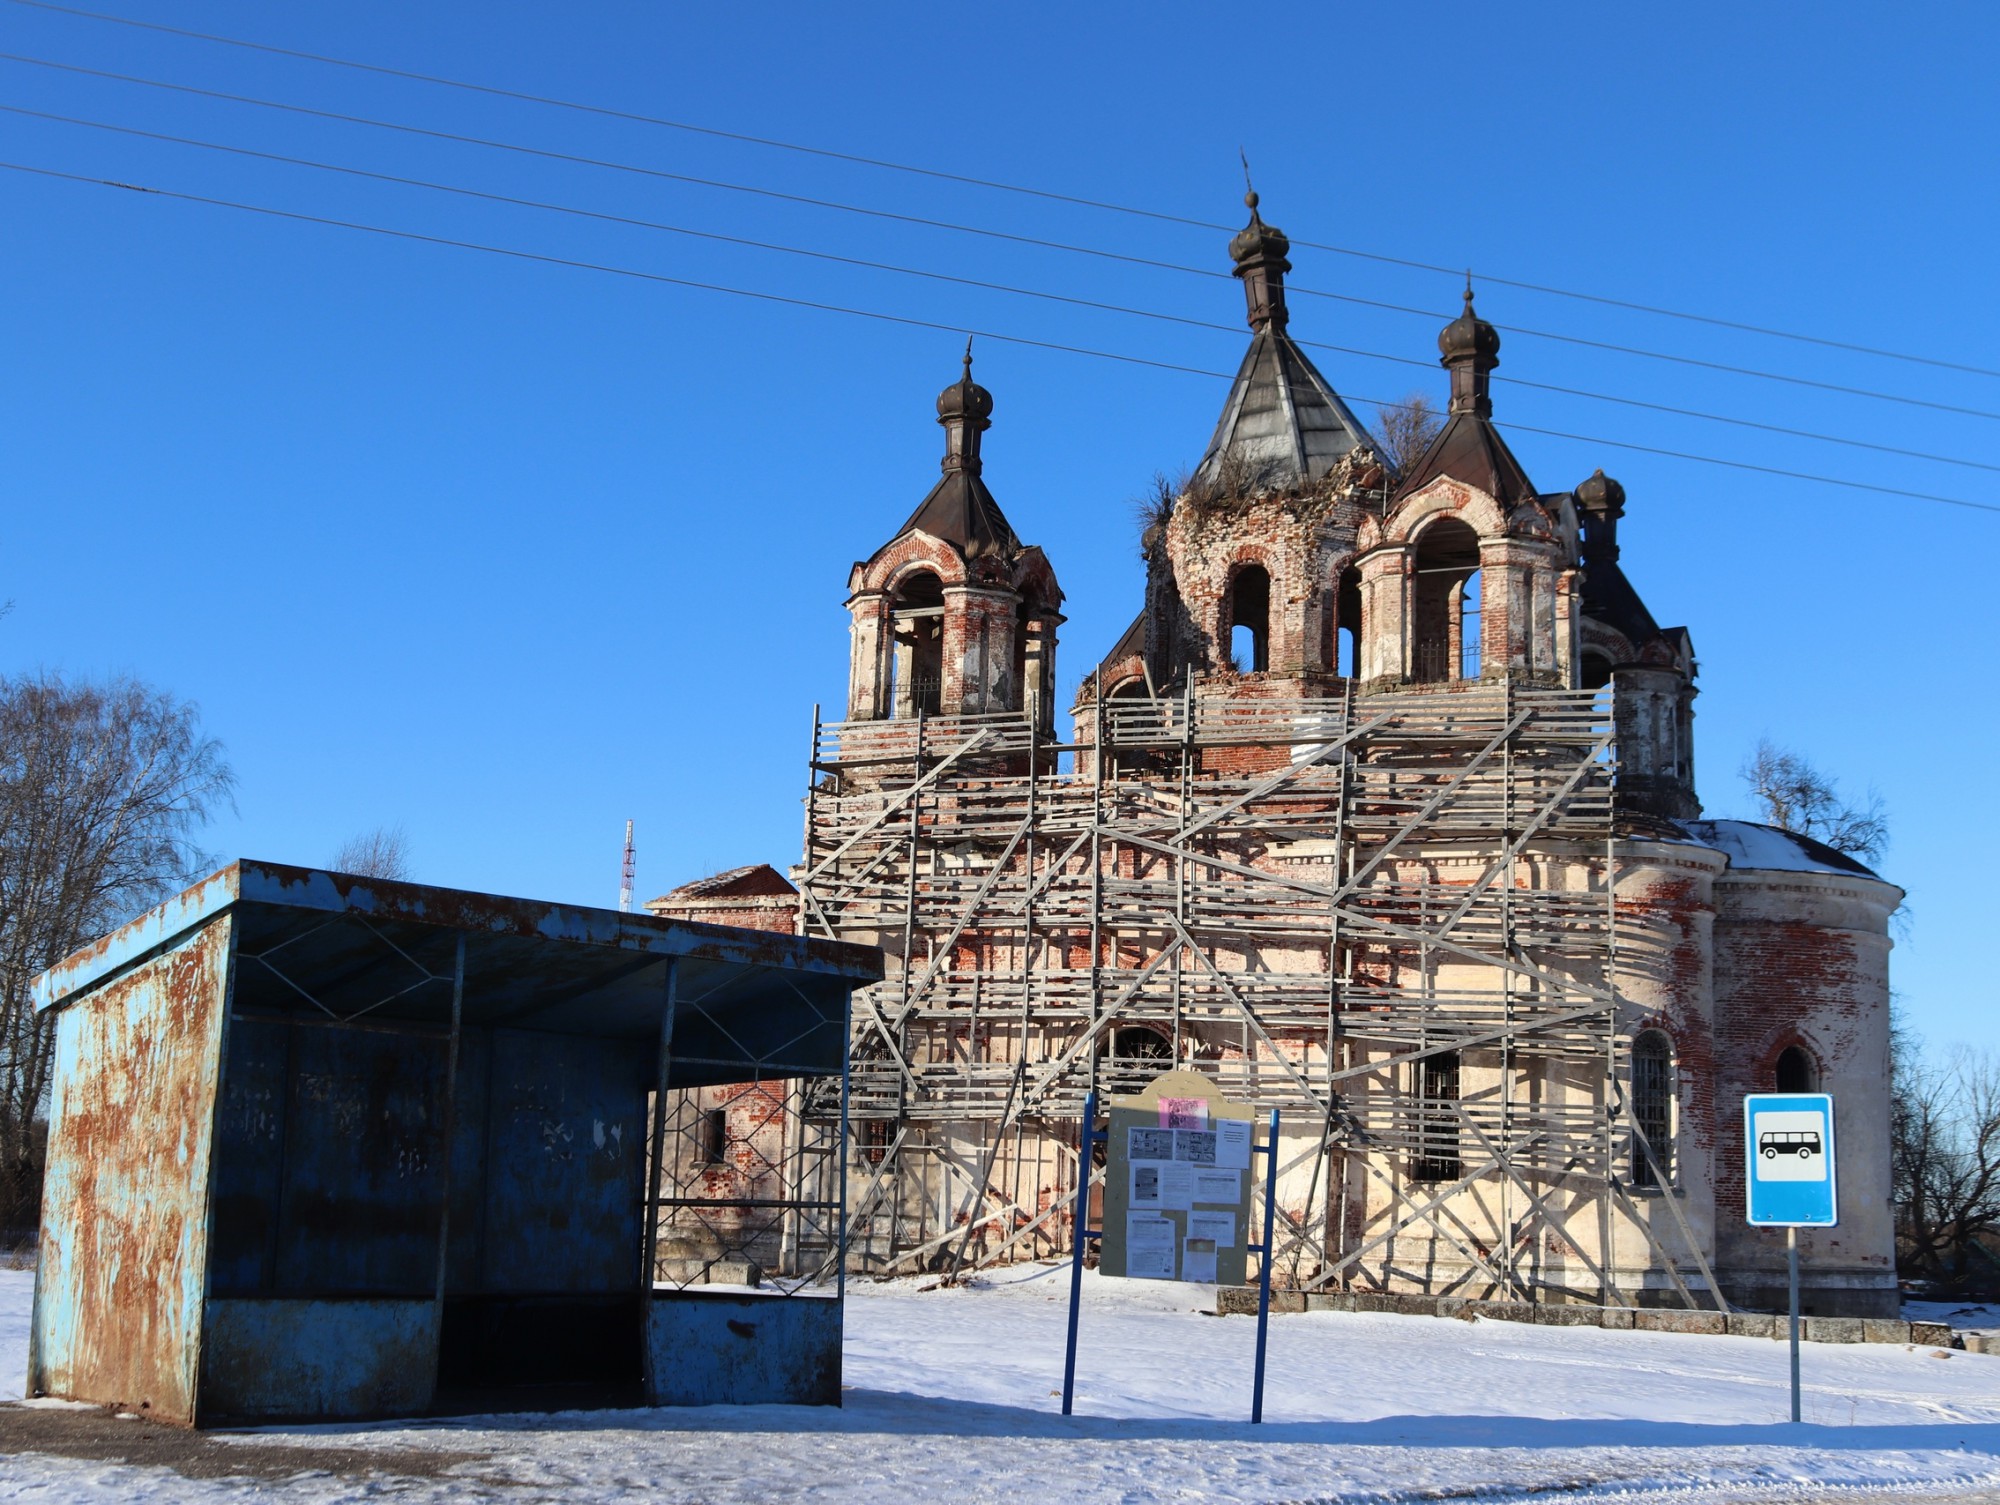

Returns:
937,347,993,424
1438,285,1501,365
1574,468,1626,514
1228,190,1291,268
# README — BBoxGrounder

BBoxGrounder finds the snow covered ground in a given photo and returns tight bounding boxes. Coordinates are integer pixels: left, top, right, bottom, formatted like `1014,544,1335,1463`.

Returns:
4,1263,2000,1503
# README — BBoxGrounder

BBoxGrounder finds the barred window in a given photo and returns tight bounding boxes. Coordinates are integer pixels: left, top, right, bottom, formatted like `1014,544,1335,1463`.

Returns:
1631,1031,1675,1189
697,1107,727,1167
1413,1050,1461,1182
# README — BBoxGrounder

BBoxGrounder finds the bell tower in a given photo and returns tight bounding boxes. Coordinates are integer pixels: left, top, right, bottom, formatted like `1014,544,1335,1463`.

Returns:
844,348,1063,726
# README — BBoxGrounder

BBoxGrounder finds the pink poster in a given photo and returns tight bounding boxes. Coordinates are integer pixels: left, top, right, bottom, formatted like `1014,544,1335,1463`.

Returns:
1159,1097,1209,1130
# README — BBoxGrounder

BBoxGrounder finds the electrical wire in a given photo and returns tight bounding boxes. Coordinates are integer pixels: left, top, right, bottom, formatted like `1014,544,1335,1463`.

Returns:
9,0,1996,382
3,155,1993,517
10,100,2000,479
5,50,1995,427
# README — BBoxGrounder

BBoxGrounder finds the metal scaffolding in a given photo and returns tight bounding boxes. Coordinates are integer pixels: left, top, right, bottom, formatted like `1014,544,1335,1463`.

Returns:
797,685,1718,1306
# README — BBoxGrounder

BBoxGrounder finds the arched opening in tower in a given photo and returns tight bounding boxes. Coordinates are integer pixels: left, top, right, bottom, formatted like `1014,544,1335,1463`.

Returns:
890,571,945,717
1412,519,1482,684
1336,565,1363,679
1775,1044,1818,1094
1229,564,1271,674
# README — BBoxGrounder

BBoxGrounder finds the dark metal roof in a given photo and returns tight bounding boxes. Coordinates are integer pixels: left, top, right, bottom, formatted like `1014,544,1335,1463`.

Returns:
892,468,1021,561
1192,330,1378,492
1095,608,1148,680
1393,410,1539,508
35,862,881,1080
1581,553,1661,646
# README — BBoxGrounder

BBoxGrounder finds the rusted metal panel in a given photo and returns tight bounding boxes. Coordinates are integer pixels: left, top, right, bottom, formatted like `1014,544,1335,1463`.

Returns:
480,1029,647,1294
210,1016,451,1297
29,917,233,1425
274,1021,450,1294
644,1294,841,1407
199,1298,437,1420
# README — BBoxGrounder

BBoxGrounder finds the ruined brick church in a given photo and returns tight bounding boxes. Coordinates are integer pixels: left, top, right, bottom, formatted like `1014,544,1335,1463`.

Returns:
660,193,1902,1316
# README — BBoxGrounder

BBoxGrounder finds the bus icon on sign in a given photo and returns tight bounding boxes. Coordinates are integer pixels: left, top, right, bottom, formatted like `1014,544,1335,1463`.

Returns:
1744,1093,1836,1227
1759,1129,1822,1161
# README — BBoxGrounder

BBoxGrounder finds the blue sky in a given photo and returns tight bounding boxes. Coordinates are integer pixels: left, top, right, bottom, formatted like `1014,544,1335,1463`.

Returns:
2,3,1993,1050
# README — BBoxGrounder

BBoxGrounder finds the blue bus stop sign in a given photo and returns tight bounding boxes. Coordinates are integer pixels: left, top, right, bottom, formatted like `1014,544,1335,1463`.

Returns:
1744,1093,1837,1227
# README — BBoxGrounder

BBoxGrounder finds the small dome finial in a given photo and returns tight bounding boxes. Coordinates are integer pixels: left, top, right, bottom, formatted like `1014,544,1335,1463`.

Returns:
1241,148,1258,213
936,340,994,473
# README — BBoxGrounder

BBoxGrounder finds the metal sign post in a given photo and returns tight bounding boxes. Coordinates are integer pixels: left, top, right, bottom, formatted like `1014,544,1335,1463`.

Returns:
1061,1089,1104,1417
1249,1107,1280,1424
1743,1092,1837,1426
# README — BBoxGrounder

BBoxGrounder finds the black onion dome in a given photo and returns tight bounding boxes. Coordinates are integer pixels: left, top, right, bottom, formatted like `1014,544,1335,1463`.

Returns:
1574,468,1626,513
936,347,993,424
1438,284,1501,365
1228,190,1291,267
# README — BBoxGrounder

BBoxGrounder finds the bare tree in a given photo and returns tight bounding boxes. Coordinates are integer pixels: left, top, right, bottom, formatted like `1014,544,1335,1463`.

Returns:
0,674,233,1232
1892,1020,2000,1292
1373,391,1444,474
1740,738,1887,863
330,825,412,881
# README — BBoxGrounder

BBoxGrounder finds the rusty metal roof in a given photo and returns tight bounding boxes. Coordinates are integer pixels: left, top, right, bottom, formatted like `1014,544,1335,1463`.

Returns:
1393,411,1539,508
1191,329,1378,493
891,468,1021,561
34,862,881,1075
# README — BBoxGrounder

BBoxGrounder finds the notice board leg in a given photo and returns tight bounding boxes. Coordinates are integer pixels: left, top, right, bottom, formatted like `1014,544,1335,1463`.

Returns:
1252,1106,1279,1425
1787,1226,1801,1425
1062,1089,1097,1417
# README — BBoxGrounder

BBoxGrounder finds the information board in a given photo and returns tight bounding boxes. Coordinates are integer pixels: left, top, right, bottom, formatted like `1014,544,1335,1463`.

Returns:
1743,1092,1837,1228
1097,1070,1256,1285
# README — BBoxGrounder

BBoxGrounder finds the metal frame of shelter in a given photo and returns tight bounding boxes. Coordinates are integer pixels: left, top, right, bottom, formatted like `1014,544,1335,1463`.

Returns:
798,684,1722,1309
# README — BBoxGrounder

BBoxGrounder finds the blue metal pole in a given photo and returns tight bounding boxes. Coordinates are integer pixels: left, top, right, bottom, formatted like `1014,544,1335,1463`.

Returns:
1252,1106,1280,1424
1061,1090,1098,1417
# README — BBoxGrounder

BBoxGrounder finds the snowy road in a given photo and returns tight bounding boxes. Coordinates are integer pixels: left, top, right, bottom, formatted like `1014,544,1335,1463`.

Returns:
4,1263,1999,1502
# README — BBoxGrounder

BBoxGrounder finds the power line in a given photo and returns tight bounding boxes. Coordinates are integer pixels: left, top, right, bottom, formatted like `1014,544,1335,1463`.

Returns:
14,99,2000,479
6,51,1996,426
9,0,1996,382
4,155,1994,518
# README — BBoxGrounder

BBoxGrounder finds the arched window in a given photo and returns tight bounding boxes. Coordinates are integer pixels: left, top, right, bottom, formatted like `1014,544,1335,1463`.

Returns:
1229,564,1270,673
1336,566,1363,679
889,572,944,717
1630,1030,1675,1189
1580,651,1614,692
1775,1045,1816,1093
1412,1050,1461,1182
1101,1026,1172,1090
1412,519,1481,684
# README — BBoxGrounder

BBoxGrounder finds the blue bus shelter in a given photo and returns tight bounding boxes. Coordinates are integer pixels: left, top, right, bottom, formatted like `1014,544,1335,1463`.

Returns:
26,860,880,1426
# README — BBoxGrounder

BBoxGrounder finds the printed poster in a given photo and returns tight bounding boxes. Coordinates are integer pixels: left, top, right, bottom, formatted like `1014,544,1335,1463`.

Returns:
1159,1097,1209,1130
1187,1210,1235,1246
1192,1168,1240,1204
1215,1119,1252,1169
1174,1129,1218,1165
1126,1215,1176,1279
1130,1163,1161,1206
1182,1237,1218,1284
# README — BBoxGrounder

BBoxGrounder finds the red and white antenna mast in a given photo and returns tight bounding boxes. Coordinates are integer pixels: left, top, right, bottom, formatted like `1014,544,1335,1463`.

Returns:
619,819,636,914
